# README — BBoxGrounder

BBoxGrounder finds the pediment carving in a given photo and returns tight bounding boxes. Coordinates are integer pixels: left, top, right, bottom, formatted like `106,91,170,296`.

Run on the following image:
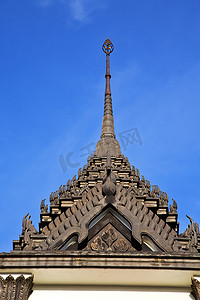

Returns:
35,184,183,253
85,224,135,252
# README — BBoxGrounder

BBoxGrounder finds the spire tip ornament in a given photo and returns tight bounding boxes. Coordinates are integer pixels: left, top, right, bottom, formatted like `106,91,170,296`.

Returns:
102,38,114,55
102,38,113,96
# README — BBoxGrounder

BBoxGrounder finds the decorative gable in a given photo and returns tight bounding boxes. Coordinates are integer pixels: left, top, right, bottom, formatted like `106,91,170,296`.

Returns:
12,38,200,256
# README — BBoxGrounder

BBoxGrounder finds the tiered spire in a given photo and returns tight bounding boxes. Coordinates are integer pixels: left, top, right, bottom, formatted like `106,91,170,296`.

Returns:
101,38,115,139
95,38,121,157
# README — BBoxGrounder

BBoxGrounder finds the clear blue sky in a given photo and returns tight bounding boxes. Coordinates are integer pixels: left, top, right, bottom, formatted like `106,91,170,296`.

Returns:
1,0,200,252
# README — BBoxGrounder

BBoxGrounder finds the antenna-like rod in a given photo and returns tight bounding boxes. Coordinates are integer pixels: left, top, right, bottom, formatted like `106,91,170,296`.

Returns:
101,38,115,139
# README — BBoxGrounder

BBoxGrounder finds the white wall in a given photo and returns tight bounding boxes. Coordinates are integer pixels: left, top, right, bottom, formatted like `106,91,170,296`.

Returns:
29,289,194,300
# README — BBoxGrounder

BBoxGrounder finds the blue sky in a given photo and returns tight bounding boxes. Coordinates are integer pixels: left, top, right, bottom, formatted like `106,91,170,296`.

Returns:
1,0,200,252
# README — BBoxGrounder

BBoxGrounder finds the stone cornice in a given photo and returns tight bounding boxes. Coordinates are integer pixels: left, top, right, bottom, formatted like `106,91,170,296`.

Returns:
1,251,200,271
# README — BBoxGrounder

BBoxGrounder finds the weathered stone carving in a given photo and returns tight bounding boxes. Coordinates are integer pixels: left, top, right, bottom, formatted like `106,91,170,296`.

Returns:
78,168,84,180
72,175,78,187
91,237,106,251
90,226,131,252
67,180,72,191
180,215,200,252
159,192,168,206
40,199,48,213
0,274,33,300
102,151,116,198
89,224,134,253
151,185,160,198
135,168,140,179
58,185,66,197
102,227,117,251
141,175,145,184
50,191,59,205
191,277,200,300
185,215,199,252
113,238,129,252
170,199,177,213
22,214,37,235
22,214,37,250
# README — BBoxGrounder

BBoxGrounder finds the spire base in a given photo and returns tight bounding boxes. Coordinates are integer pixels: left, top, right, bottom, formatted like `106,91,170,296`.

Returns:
94,136,122,157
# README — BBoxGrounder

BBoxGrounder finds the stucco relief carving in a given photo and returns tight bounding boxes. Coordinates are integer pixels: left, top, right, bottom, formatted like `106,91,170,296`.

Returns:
89,225,133,252
191,277,200,300
0,274,33,300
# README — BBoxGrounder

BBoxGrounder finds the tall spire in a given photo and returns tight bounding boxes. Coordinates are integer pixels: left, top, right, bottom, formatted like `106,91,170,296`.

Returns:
101,38,115,139
94,38,122,157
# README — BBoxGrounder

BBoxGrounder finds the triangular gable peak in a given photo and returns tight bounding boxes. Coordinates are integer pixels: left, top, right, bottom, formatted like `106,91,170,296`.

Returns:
13,39,200,254
36,183,183,253
14,165,200,253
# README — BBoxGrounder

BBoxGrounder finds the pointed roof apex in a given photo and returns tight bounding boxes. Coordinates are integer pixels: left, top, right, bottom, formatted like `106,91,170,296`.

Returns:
101,38,114,136
94,39,122,157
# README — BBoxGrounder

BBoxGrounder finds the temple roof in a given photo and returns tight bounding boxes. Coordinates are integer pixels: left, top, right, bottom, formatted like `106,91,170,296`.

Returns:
13,39,200,254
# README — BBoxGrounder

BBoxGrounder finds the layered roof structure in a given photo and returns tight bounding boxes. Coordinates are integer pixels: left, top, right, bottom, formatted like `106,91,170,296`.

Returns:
13,38,200,255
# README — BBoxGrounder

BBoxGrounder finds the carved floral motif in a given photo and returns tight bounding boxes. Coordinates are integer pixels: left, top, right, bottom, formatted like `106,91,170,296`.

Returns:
91,237,106,251
113,238,129,252
0,275,33,300
90,226,131,252
102,228,117,251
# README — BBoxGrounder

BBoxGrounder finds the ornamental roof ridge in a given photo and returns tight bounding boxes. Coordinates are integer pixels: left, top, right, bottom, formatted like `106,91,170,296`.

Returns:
12,40,200,256
14,183,197,253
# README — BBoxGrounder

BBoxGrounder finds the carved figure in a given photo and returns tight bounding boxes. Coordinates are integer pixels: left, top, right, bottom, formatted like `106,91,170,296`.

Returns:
185,215,198,251
22,214,37,249
49,192,53,204
67,180,71,191
136,168,140,179
78,168,82,178
102,150,116,197
180,215,199,252
22,213,29,233
146,180,151,190
132,165,136,174
159,192,168,206
50,192,59,205
170,199,177,213
151,185,160,198
40,199,48,213
72,175,78,187
127,161,131,169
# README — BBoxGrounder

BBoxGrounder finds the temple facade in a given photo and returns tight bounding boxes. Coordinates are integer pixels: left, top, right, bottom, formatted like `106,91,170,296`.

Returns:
1,39,200,300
